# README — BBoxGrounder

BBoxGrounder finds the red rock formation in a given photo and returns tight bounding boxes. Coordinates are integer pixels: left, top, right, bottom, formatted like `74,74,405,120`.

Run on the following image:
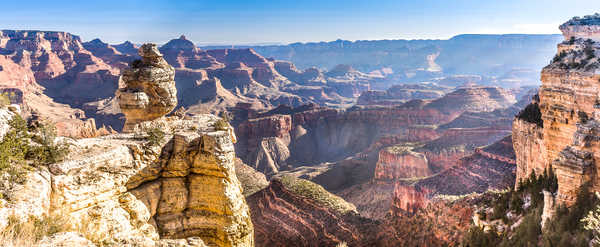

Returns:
391,184,430,215
378,197,475,247
416,135,516,195
0,30,120,137
374,146,431,180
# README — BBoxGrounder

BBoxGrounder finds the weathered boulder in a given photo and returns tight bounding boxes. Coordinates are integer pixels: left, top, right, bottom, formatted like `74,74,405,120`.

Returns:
117,43,177,132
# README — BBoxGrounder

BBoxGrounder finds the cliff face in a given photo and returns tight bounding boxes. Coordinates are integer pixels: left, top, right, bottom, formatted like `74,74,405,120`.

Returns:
513,14,600,205
0,114,253,246
374,146,430,180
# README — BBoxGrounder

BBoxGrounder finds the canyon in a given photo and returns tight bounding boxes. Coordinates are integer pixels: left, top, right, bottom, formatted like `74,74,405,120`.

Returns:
0,22,572,246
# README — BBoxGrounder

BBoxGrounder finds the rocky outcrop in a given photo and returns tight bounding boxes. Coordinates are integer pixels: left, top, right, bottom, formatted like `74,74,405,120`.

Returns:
390,184,429,215
0,114,253,246
415,135,516,196
425,86,516,115
514,14,600,206
117,44,178,132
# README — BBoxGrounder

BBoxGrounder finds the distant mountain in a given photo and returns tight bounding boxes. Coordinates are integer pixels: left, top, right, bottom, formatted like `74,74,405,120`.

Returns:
201,34,563,86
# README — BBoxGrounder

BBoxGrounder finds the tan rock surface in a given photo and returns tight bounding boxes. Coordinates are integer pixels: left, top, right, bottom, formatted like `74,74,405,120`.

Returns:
514,14,600,206
0,114,253,246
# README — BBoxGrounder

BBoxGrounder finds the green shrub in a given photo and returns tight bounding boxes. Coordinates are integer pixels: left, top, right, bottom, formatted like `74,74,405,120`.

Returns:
143,126,165,147
0,115,32,184
0,117,70,185
516,103,543,127
26,121,70,166
552,51,567,63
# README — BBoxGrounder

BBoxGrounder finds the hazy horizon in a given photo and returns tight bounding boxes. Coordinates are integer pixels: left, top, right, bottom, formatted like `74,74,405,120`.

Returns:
0,0,597,44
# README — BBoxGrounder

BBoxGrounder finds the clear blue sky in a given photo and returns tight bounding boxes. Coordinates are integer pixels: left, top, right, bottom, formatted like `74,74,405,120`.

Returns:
1,0,598,45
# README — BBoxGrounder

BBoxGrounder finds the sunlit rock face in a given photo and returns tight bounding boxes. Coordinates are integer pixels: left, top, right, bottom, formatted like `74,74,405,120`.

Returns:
0,115,253,246
117,44,177,132
514,14,600,206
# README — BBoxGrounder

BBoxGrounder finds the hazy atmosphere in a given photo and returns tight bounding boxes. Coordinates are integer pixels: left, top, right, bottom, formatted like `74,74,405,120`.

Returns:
2,1,600,247
2,0,598,44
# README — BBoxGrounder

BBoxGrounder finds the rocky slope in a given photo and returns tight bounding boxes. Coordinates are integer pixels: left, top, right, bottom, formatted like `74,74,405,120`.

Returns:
246,176,380,246
357,83,452,105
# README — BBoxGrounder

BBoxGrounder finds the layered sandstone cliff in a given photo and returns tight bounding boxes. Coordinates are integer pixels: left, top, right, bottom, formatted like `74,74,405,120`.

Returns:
513,14,600,206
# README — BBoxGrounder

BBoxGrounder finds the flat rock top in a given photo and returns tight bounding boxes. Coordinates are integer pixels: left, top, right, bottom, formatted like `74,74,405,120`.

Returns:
562,13,600,26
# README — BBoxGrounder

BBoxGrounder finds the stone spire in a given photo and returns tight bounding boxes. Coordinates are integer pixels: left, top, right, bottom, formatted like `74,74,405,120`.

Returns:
117,43,177,132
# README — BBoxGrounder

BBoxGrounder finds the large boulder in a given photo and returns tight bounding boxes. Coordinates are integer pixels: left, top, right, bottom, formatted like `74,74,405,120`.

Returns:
117,44,177,132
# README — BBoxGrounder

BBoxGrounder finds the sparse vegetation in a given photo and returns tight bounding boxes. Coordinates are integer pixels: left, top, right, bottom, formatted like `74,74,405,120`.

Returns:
130,59,143,68
214,111,232,131
578,111,589,124
0,115,33,184
461,169,598,247
0,214,72,246
552,51,567,63
26,120,70,165
142,126,165,147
